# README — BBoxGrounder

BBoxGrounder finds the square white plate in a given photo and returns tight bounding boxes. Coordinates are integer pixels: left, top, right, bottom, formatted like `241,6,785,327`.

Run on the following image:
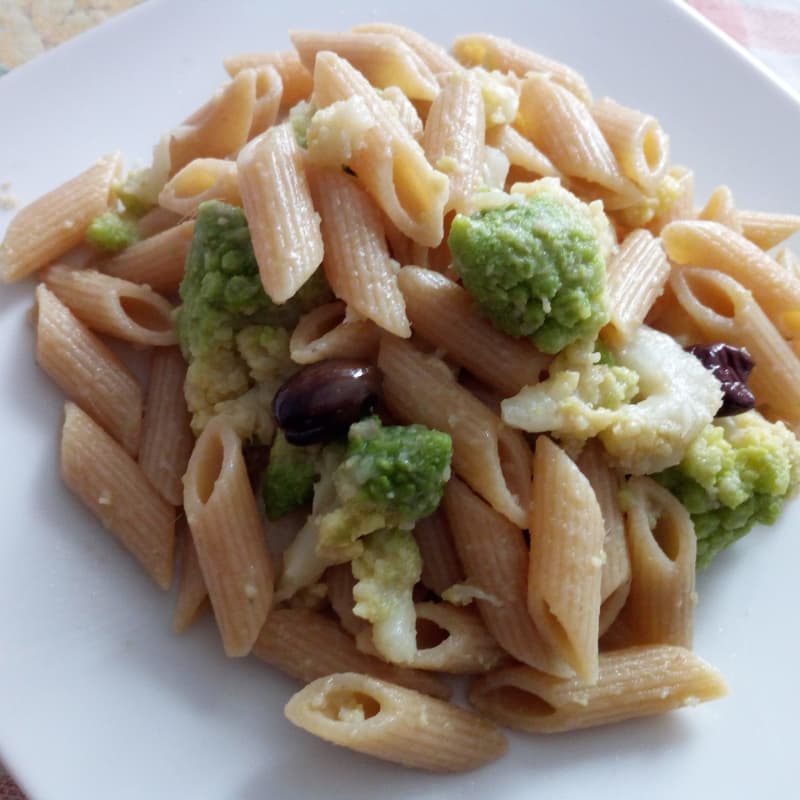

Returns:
1,1,798,798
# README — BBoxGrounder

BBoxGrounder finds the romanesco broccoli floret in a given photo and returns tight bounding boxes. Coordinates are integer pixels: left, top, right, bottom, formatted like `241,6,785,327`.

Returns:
316,417,453,560
655,411,800,568
448,182,610,353
261,431,321,521
352,528,422,663
86,211,139,252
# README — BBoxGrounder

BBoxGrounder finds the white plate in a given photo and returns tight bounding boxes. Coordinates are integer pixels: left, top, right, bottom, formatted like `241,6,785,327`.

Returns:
1,1,798,798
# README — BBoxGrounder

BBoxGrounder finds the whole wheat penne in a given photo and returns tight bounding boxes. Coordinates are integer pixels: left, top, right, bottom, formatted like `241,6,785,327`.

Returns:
253,608,450,700
183,417,274,656
661,220,800,337
168,69,256,176
237,124,323,304
102,220,194,294
397,267,550,397
172,519,210,633
285,672,507,772
591,97,669,194
485,123,560,179
43,265,177,347
379,336,531,527
670,266,800,423
528,436,604,684
249,65,284,139
291,30,439,101
352,22,462,78
325,563,366,637
443,477,571,677
603,228,671,347
136,206,182,238
158,159,241,216
1,153,121,283
736,209,800,251
453,33,591,104
310,51,449,247
698,185,740,231
422,71,485,213
414,509,465,596
307,165,410,337
36,284,142,455
290,301,380,364
224,51,313,108
138,347,193,506
518,74,630,195
623,476,696,648
468,645,727,733
576,441,631,636
61,403,175,589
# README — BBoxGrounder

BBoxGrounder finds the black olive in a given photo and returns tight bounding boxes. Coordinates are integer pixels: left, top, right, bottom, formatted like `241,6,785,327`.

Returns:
273,359,383,445
685,343,756,416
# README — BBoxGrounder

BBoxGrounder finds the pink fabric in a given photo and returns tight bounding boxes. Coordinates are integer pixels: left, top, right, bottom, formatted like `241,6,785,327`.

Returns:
1,2,798,798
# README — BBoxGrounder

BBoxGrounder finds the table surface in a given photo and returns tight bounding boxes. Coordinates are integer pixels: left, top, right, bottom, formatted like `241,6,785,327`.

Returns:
1,0,800,797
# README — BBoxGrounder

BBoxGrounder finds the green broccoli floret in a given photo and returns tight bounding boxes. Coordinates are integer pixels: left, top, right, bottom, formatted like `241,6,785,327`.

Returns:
316,417,453,560
261,431,321,520
86,211,140,252
448,183,610,353
177,200,330,442
352,528,422,663
655,411,800,568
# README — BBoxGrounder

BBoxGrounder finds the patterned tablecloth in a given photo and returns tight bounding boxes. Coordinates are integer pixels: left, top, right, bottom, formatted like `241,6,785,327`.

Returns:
0,0,799,796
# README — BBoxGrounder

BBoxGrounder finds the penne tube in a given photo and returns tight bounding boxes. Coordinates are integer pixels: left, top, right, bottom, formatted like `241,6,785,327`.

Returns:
661,220,800,336
237,124,323,304
397,267,550,397
468,645,728,733
172,519,210,633
422,70,486,213
485,123,560,179
285,672,507,772
307,165,410,338
291,30,439,100
253,608,450,700
452,33,591,104
289,301,380,364
1,153,121,282
379,336,531,527
576,441,631,636
517,74,630,195
36,284,142,456
775,246,800,280
443,477,571,677
102,219,194,295
136,206,182,239
138,347,194,507
623,476,696,648
42,265,177,347
670,266,800,423
309,52,449,247
325,563,366,637
224,51,313,108
528,436,604,684
249,65,284,139
736,209,800,251
61,403,175,589
183,417,274,656
602,228,671,347
591,97,669,194
352,22,462,78
158,158,241,216
698,185,740,231
414,509,465,596
168,69,256,176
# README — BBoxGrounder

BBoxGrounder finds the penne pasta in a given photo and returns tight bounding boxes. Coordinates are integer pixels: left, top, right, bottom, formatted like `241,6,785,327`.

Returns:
379,336,531,527
35,284,142,456
698,185,740,231
1,153,120,283
183,417,274,656
414,509,465,596
253,608,450,699
172,519,210,633
736,208,800,251
42,265,177,347
289,301,380,365
158,158,241,216
224,51,313,109
380,86,424,140
285,672,507,772
485,123,560,180
249,65,284,139
528,436,604,684
61,403,175,589
237,124,323,304
468,645,727,733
